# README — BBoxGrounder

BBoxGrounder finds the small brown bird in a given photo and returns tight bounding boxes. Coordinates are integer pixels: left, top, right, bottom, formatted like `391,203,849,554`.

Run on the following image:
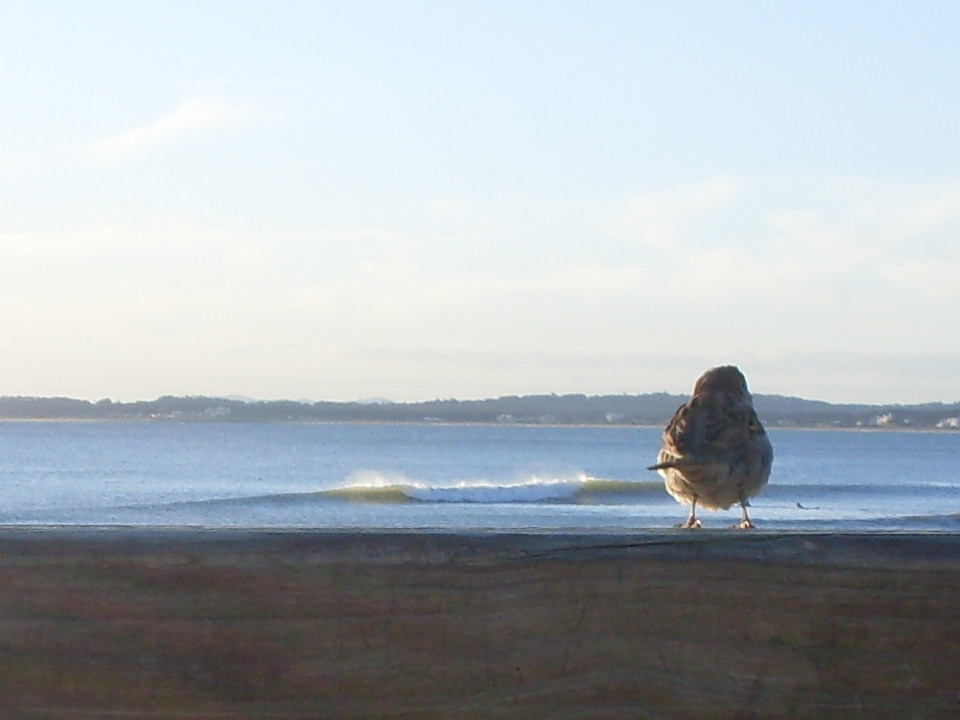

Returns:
649,365,773,529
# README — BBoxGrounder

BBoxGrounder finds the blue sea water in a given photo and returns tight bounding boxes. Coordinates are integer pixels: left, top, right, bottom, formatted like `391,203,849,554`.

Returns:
0,421,958,531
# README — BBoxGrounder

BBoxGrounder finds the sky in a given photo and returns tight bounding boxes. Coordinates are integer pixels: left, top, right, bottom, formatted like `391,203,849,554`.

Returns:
2,1,959,405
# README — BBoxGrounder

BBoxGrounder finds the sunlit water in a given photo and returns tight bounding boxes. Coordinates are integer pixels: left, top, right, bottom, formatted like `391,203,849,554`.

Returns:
1,422,958,531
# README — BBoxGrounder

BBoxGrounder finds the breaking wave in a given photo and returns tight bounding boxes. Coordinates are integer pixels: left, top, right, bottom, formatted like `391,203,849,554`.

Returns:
111,474,960,531
322,471,666,505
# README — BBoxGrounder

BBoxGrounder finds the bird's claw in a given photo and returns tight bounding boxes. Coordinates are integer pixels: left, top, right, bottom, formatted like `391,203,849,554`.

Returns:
736,519,756,530
675,518,702,529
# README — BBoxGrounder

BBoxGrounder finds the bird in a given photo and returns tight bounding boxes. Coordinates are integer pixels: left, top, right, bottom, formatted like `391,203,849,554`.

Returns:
648,365,773,529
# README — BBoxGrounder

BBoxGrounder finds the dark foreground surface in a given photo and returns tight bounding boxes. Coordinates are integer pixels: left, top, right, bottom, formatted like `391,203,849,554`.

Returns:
0,529,958,719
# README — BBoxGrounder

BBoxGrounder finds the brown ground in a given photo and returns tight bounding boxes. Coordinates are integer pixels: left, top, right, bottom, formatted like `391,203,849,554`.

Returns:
0,529,958,719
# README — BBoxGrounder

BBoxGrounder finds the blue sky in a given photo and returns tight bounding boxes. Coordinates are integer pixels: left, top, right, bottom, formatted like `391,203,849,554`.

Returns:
2,1,959,403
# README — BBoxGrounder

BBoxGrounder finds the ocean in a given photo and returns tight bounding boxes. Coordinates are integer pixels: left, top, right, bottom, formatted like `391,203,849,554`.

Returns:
1,421,958,532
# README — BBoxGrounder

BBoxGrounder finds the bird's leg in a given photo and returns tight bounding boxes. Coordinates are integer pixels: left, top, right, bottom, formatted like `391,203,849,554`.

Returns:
736,501,756,530
676,497,702,529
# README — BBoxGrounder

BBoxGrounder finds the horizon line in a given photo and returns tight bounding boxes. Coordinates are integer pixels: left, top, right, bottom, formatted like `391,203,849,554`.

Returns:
3,391,959,410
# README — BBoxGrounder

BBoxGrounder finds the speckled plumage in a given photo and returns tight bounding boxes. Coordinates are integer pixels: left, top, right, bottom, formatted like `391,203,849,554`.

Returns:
649,366,773,529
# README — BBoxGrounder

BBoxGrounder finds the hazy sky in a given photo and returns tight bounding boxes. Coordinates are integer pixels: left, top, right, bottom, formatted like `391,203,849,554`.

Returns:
2,1,959,404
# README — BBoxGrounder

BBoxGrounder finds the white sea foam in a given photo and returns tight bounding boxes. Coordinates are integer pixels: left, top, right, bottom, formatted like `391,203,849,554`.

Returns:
404,477,585,504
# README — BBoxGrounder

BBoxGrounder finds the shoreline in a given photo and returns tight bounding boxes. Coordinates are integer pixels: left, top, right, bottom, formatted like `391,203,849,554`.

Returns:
2,529,958,718
2,416,960,432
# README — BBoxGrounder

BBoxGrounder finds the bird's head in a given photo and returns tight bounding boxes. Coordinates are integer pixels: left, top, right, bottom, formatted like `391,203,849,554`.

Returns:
692,365,750,398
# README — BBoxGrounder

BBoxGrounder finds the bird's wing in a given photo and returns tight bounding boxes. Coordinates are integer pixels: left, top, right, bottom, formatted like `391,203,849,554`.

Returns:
648,396,704,468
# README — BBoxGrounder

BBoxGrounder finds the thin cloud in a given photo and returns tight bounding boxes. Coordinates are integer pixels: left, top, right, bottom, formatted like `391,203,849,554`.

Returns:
0,223,260,260
608,175,746,252
768,178,960,252
80,98,237,163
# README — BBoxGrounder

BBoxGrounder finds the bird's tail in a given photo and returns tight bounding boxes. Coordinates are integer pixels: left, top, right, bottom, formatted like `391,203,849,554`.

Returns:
647,458,695,471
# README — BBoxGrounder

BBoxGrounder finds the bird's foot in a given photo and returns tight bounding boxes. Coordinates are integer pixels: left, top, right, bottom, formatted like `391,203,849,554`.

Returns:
675,518,702,529
736,501,756,529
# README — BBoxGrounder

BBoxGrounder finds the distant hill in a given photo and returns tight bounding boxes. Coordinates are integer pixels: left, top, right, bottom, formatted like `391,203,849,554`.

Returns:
1,393,958,429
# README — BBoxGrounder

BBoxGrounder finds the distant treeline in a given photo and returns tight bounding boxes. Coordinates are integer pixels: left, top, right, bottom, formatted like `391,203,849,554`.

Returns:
1,393,959,429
